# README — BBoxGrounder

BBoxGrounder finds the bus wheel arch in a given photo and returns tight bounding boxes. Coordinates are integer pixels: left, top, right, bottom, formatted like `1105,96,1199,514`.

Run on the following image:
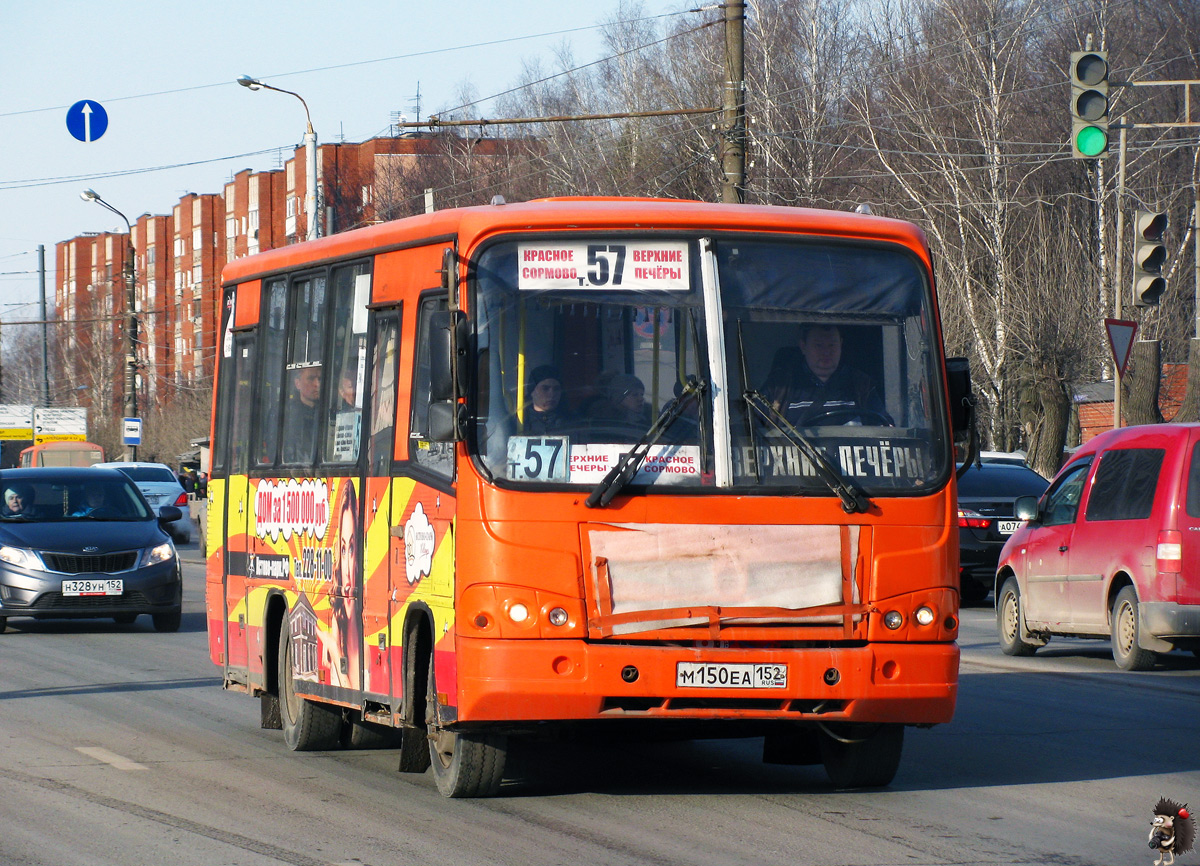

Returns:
258,592,288,730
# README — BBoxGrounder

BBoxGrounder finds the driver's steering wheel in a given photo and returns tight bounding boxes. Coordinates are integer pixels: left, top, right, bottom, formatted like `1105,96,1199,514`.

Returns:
801,408,893,427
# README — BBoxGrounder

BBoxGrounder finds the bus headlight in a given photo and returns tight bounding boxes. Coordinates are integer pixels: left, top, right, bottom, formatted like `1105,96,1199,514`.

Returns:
548,607,569,626
883,610,904,629
507,602,529,624
914,606,935,626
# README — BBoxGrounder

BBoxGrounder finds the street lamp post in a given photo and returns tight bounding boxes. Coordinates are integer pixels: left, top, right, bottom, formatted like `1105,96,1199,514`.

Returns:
81,188,138,460
237,74,321,241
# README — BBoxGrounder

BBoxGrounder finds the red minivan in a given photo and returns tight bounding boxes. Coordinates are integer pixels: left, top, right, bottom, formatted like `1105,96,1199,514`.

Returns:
995,423,1200,670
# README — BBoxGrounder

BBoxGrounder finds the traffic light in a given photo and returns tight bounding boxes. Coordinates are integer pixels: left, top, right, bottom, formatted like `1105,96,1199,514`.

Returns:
1133,210,1167,306
1070,50,1110,158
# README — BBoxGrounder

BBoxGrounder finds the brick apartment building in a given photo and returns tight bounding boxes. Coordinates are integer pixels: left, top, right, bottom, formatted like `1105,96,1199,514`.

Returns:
55,133,512,425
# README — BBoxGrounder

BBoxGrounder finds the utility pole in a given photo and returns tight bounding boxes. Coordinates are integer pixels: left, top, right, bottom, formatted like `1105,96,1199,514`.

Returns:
720,0,747,204
80,189,139,460
38,244,49,407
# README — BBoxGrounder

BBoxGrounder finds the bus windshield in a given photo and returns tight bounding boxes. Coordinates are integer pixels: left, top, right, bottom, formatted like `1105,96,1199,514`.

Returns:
471,235,949,497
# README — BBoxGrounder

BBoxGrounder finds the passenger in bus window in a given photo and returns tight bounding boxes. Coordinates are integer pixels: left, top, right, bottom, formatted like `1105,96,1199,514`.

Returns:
337,369,358,412
522,365,574,435
589,373,652,435
283,365,322,462
764,324,891,426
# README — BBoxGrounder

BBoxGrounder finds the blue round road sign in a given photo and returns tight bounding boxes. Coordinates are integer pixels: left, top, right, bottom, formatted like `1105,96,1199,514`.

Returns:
66,100,108,142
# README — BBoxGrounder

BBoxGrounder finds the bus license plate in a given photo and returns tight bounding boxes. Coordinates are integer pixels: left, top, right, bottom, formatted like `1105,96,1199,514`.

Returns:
997,520,1023,535
676,662,788,689
62,579,123,597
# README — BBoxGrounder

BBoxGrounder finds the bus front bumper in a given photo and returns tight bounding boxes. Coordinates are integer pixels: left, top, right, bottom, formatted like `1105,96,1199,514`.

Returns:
452,638,958,726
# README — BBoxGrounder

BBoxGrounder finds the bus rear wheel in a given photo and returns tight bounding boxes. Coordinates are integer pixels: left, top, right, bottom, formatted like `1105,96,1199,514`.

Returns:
425,654,506,797
278,627,342,751
819,723,904,789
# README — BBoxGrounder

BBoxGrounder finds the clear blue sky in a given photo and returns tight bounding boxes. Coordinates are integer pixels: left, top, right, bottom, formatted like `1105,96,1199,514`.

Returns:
0,0,686,324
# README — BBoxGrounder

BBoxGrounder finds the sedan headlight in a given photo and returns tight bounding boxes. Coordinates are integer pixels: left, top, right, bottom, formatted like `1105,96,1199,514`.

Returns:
0,545,36,569
141,542,175,567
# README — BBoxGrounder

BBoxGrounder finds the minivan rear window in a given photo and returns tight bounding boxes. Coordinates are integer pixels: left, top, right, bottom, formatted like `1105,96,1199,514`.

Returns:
1085,448,1165,521
1187,442,1200,517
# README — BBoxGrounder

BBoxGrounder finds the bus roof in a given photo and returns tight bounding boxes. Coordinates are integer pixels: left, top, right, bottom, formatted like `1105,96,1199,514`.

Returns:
220,197,931,286
21,441,103,451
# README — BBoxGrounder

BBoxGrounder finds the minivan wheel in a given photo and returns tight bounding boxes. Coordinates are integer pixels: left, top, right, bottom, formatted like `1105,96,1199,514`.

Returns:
997,577,1038,656
1111,586,1157,671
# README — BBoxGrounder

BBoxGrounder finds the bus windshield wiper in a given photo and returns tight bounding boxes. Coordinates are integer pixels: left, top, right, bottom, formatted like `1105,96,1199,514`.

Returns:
585,377,706,509
742,389,872,514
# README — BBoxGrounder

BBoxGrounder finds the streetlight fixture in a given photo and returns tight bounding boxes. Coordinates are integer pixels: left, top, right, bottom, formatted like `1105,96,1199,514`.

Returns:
81,188,139,460
237,74,321,241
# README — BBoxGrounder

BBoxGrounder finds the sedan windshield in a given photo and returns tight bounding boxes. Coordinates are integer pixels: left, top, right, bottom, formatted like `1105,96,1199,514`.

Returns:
471,235,949,497
0,478,152,521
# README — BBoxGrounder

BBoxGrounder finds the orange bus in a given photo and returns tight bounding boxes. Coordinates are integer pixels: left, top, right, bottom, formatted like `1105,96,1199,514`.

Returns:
19,440,104,467
206,197,969,797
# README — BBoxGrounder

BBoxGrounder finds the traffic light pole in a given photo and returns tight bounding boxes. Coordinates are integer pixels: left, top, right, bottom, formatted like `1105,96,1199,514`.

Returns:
1113,125,1128,428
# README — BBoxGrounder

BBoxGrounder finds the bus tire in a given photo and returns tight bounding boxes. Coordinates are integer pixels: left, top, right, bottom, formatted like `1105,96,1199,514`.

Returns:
426,654,506,797
278,627,341,751
819,723,904,789
1111,586,1157,672
343,716,401,750
997,577,1038,656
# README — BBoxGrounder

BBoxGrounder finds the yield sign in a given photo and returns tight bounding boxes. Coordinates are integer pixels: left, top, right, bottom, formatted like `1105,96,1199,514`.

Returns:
1105,318,1138,377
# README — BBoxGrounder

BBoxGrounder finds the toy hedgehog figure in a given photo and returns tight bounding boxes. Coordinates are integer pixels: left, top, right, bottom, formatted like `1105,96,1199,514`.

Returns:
1150,797,1195,866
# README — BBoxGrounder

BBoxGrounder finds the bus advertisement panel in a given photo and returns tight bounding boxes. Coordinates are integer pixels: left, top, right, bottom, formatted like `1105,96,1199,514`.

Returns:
206,198,966,797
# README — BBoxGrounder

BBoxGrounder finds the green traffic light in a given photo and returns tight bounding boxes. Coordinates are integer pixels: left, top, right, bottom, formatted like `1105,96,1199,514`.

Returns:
1075,125,1108,157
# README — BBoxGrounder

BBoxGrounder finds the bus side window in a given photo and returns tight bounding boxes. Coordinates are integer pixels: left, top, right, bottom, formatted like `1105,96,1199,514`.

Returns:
256,278,288,467
324,263,370,465
228,337,255,474
280,274,328,466
366,313,400,476
410,294,454,479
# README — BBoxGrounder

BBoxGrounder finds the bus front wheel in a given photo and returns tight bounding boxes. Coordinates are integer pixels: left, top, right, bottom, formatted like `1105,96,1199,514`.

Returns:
426,654,506,797
278,627,342,751
819,723,904,789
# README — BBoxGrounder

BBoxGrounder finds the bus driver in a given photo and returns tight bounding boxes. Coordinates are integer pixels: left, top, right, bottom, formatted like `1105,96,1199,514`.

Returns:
766,324,891,427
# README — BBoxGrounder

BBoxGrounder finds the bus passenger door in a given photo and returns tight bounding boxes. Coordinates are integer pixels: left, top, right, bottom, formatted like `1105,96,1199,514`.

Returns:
361,312,401,712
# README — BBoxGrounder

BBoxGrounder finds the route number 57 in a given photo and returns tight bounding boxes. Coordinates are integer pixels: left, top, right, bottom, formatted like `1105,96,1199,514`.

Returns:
506,436,569,481
586,244,626,287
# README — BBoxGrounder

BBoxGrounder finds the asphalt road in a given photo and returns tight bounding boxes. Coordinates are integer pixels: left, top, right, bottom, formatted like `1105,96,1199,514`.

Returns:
0,541,1196,866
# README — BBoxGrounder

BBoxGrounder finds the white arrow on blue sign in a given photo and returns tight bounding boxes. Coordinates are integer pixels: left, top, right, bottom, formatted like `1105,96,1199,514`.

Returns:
66,100,109,142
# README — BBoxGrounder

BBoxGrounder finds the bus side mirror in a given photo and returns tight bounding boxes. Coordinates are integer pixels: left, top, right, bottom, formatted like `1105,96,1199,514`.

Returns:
945,356,973,435
427,401,460,442
430,310,468,403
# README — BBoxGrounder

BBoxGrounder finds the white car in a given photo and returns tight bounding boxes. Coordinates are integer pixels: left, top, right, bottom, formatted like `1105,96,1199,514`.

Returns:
92,462,193,543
